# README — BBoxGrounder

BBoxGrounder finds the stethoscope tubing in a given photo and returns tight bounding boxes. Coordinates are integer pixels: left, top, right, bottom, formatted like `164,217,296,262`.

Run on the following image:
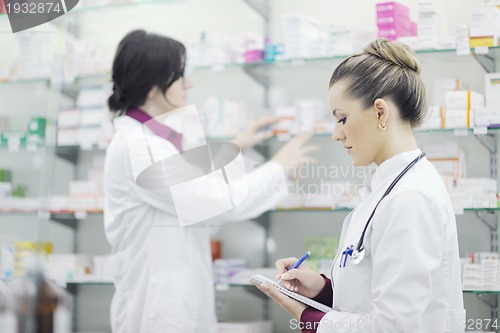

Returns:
354,152,427,253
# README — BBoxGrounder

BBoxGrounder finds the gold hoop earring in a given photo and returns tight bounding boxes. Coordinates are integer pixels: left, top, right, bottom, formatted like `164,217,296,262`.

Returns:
378,124,386,130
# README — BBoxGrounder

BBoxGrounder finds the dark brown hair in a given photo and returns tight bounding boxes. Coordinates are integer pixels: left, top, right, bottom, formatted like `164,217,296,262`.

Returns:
108,30,186,115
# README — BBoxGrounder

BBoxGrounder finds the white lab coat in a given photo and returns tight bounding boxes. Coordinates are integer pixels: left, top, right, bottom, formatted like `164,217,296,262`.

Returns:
103,115,288,333
318,149,465,333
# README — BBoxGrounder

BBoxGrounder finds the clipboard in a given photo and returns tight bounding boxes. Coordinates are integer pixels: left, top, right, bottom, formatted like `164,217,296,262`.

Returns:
250,274,333,313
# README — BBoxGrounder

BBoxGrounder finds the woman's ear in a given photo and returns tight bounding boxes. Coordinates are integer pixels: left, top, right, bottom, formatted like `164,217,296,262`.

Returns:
373,98,390,127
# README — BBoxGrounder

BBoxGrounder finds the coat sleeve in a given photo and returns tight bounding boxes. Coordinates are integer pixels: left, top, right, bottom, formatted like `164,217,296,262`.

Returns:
126,133,289,227
317,190,447,333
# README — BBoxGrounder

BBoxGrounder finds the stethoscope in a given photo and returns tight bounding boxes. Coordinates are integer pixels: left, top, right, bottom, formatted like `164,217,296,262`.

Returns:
340,152,426,267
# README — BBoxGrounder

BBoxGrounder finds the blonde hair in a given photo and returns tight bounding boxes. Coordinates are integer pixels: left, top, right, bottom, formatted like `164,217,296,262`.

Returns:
329,38,427,128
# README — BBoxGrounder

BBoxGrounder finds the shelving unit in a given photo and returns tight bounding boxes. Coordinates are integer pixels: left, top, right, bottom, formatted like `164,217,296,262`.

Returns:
2,1,500,332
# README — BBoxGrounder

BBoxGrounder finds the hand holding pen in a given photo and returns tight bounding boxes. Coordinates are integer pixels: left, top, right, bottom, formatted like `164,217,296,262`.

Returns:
277,251,311,284
275,251,328,298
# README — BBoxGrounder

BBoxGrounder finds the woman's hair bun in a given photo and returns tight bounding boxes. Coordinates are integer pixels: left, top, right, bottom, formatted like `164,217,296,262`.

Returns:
363,38,421,74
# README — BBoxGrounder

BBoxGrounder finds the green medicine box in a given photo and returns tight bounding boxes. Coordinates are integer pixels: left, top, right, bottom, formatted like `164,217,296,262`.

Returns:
0,169,11,182
1,131,27,149
27,116,46,138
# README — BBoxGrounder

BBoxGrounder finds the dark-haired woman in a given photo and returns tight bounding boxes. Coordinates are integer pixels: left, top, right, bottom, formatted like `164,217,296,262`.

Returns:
253,39,466,333
103,30,318,333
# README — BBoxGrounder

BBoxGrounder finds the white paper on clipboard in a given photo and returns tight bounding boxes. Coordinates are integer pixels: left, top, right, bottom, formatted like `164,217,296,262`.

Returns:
250,274,333,313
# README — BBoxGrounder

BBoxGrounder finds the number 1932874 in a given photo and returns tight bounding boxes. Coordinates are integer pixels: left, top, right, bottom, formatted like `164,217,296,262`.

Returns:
5,2,62,14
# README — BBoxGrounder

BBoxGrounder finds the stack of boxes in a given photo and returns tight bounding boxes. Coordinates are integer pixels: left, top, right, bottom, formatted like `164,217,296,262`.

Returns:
469,5,500,48
15,34,56,80
329,27,377,56
448,178,498,209
424,142,466,181
420,76,500,130
444,90,484,129
199,97,248,139
46,254,93,285
67,180,104,213
57,86,112,148
416,142,498,210
0,116,46,151
67,155,104,212
462,252,500,291
213,258,248,291
477,73,500,128
329,27,357,56
283,13,328,59
376,2,417,41
46,253,113,285
417,0,453,49
13,242,52,278
272,98,331,141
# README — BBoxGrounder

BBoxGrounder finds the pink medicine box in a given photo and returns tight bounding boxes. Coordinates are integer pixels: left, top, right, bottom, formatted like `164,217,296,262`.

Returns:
376,2,410,19
377,16,413,31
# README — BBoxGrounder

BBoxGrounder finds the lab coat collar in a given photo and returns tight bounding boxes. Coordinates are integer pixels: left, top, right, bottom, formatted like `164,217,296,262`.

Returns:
125,108,183,153
369,148,423,193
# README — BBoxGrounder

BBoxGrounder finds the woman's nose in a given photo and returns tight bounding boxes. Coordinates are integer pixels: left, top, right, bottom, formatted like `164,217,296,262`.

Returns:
332,124,345,142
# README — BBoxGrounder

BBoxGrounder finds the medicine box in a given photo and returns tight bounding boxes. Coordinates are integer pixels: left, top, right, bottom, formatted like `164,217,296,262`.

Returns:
475,107,500,126
1,131,26,149
485,73,500,108
418,0,441,15
27,116,46,137
58,109,81,128
481,0,500,6
418,25,445,37
377,16,413,31
454,178,497,194
397,36,419,49
437,36,456,49
416,36,438,49
444,109,474,128
445,90,484,110
469,6,500,47
69,180,100,196
80,108,105,127
57,128,78,146
418,13,442,26
378,28,414,41
376,2,410,19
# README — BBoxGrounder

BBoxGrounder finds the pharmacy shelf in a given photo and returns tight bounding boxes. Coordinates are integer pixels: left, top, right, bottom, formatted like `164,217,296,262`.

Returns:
2,45,497,87
66,280,113,285
463,290,500,294
1,207,497,217
50,211,103,229
68,0,184,16
272,207,352,213
311,127,500,138
55,145,105,165
0,78,50,85
272,208,500,213
0,211,102,229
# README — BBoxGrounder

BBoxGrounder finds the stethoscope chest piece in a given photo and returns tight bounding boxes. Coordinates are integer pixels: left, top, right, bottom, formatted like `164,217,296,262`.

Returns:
351,248,365,265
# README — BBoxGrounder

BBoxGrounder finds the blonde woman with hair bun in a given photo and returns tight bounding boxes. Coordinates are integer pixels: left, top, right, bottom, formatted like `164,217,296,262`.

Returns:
253,39,466,333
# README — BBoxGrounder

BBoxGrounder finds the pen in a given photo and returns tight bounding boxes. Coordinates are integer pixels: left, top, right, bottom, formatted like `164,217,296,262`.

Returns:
277,251,311,284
